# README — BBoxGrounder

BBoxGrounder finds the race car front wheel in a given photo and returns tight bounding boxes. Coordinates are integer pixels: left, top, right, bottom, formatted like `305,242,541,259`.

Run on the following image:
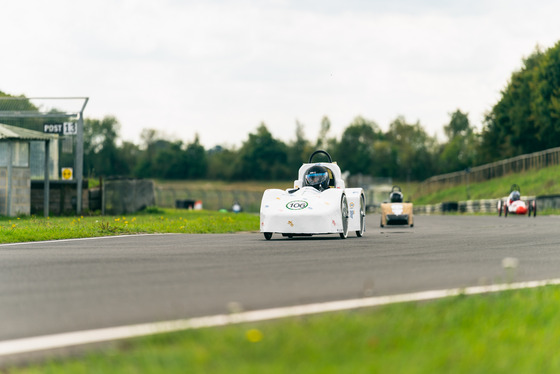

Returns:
264,232,272,240
340,194,349,239
356,193,365,237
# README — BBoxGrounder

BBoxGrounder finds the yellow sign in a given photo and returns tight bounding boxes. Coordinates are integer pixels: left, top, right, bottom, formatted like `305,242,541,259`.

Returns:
62,167,73,180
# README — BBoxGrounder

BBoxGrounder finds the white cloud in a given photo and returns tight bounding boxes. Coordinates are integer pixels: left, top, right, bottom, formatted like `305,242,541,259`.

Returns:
1,0,559,147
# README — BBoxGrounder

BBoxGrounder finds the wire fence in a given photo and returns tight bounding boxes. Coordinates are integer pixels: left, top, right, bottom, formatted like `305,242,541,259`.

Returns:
420,146,560,193
155,187,264,213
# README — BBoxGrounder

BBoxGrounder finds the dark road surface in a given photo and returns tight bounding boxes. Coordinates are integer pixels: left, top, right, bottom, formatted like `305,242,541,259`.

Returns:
2,214,559,343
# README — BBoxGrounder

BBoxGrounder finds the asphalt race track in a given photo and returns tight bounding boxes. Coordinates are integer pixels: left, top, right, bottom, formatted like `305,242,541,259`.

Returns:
2,214,560,345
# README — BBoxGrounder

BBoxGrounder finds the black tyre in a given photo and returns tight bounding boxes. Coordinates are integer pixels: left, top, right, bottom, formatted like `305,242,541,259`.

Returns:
533,200,537,217
504,204,508,217
264,232,272,240
340,194,349,239
356,194,365,237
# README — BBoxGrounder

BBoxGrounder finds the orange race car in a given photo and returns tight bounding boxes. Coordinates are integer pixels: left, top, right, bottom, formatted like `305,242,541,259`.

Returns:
380,186,414,227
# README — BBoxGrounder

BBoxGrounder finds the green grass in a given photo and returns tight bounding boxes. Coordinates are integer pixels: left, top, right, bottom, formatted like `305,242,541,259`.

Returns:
4,174,560,372
411,164,560,204
0,209,259,244
8,285,560,373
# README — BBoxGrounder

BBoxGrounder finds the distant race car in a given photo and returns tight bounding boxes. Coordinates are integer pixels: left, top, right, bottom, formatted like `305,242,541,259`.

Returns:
497,184,536,217
380,186,414,227
260,150,366,240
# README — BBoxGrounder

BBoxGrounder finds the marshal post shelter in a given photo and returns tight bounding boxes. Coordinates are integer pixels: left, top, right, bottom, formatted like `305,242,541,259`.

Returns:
0,123,57,216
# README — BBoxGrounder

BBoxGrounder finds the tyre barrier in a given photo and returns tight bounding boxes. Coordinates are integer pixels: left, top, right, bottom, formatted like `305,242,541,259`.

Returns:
414,197,538,214
175,199,195,209
441,201,459,212
536,194,560,210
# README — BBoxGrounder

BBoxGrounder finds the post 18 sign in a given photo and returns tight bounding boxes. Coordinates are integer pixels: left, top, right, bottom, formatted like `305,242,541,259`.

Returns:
43,122,77,135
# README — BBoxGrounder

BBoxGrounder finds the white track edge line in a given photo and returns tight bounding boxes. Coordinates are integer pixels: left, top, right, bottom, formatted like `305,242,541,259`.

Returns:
2,278,560,357
0,234,175,247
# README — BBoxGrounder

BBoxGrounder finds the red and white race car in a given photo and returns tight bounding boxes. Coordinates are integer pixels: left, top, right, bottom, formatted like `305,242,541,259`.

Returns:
497,184,536,217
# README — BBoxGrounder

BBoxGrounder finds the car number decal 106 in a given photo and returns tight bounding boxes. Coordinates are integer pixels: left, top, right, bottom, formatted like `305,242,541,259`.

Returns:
286,200,308,210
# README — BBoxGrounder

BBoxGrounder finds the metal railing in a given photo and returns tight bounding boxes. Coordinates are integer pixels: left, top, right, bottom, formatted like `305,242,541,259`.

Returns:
421,146,560,193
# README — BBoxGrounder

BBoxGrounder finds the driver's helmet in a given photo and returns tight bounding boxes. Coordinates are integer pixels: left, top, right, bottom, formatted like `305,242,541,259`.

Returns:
304,165,330,191
510,191,520,201
390,190,403,203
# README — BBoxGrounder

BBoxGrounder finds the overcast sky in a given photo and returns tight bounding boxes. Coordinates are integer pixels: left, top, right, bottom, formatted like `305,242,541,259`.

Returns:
2,0,559,148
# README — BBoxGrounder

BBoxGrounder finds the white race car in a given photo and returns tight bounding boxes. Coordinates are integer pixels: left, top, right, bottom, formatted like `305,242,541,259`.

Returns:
260,150,366,240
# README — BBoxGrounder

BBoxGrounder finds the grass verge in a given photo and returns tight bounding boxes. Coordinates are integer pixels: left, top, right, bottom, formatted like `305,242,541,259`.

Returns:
8,285,560,373
0,209,259,244
412,164,560,204
3,201,556,372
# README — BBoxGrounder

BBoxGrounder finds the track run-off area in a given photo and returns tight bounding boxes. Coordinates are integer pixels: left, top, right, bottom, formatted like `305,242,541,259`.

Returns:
1,214,560,360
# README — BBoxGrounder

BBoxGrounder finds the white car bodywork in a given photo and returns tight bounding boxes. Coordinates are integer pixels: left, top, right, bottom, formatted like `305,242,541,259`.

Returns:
260,157,366,240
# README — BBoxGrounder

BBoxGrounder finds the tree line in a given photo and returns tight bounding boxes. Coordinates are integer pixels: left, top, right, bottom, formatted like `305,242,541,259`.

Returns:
81,41,560,182
2,41,559,182
79,111,474,182
479,41,560,162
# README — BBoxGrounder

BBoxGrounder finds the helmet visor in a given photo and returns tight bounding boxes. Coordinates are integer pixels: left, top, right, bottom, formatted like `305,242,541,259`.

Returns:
305,172,328,186
390,192,403,202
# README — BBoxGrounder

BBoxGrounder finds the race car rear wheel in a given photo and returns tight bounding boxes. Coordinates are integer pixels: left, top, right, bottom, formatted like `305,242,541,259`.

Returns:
264,232,272,240
356,193,365,237
340,194,349,239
